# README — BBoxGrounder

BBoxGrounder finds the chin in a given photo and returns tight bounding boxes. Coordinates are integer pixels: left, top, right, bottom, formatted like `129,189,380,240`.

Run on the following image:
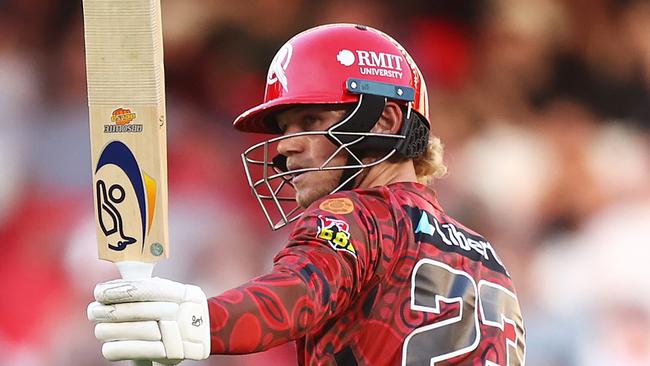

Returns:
295,183,333,208
296,189,321,208
294,171,343,208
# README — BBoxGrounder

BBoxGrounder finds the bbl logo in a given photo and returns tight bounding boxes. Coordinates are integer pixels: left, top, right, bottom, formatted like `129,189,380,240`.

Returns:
95,141,157,252
104,108,143,133
316,215,356,257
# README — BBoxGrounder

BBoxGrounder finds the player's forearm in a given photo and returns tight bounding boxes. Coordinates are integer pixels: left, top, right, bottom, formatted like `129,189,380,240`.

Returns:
207,269,318,354
208,243,359,354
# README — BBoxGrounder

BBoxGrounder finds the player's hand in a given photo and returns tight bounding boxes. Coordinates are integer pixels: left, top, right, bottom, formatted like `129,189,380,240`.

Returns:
87,277,210,364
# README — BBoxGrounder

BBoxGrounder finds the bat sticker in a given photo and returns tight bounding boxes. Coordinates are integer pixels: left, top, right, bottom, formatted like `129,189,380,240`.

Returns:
96,180,136,250
95,141,157,252
104,108,143,133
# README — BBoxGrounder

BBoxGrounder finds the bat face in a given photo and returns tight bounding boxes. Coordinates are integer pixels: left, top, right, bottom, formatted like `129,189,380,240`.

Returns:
83,0,168,265
90,106,168,263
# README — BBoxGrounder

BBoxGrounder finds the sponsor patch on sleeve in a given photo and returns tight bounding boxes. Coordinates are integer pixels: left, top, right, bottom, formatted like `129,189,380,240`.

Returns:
316,215,356,257
319,197,354,214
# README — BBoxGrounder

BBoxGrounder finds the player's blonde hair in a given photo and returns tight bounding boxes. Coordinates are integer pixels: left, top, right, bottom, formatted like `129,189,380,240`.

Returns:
413,135,447,184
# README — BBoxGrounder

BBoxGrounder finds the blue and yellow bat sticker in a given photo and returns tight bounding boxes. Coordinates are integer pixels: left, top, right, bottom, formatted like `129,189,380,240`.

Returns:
95,141,157,253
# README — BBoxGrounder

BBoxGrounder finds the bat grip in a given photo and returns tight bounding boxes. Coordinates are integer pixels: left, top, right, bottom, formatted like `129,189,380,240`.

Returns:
133,361,154,366
116,261,163,366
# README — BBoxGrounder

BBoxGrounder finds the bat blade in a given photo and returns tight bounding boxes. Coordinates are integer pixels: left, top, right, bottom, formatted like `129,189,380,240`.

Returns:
83,0,168,265
83,1,168,365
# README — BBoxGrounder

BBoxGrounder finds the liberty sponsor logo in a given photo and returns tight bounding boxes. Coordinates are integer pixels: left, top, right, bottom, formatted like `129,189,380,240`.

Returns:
267,43,293,92
404,206,509,276
337,49,404,79
104,108,143,133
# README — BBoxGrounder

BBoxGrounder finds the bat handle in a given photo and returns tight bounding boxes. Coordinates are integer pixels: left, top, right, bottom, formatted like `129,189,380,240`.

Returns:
116,261,163,366
133,361,154,366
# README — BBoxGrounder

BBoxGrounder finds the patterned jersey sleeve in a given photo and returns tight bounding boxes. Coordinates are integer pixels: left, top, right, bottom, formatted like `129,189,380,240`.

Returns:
207,193,379,354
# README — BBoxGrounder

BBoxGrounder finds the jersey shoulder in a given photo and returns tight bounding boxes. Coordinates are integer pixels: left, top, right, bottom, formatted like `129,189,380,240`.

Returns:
304,188,388,217
403,204,511,277
287,189,392,260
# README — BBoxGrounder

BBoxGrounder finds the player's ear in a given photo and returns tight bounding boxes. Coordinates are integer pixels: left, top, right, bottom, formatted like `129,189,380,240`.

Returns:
372,101,403,134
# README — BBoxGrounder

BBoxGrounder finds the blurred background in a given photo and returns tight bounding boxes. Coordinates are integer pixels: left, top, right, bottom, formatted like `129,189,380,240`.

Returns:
1,0,649,365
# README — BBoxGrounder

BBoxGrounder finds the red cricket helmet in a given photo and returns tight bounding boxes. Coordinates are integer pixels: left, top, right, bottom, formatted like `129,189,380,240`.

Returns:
233,23,429,134
236,23,432,230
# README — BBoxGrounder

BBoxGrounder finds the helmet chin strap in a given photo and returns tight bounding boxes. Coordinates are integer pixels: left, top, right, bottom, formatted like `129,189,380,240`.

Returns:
329,93,430,192
337,155,366,191
329,94,387,191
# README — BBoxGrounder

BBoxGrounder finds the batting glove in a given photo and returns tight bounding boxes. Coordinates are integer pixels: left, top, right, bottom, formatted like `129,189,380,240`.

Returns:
87,277,210,364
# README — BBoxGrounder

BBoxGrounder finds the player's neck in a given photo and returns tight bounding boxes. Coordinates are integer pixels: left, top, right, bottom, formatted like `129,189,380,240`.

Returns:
357,159,417,189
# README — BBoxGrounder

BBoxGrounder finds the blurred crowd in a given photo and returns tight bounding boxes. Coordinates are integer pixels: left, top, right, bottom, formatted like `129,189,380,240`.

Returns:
1,0,649,365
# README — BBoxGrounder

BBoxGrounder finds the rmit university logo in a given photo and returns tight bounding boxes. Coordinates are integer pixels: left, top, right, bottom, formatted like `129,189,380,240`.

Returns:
95,141,157,252
104,108,143,133
337,49,404,79
267,43,293,92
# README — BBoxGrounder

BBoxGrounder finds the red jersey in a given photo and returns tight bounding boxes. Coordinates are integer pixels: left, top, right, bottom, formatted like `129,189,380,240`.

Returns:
208,182,526,365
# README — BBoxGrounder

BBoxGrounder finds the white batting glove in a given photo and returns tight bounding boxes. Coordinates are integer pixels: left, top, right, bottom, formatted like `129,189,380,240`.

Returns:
87,277,210,364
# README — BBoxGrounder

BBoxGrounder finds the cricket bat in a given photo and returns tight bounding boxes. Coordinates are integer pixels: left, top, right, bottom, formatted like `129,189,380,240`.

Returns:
82,0,168,365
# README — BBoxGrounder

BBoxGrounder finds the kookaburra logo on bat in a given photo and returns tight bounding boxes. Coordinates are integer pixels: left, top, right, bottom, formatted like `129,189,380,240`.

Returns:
96,180,136,251
95,140,158,253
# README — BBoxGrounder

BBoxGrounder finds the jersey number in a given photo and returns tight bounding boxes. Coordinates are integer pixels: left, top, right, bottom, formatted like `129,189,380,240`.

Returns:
402,259,525,365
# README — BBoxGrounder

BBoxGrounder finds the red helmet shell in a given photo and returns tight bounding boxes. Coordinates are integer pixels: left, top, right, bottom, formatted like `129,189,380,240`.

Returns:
233,23,429,133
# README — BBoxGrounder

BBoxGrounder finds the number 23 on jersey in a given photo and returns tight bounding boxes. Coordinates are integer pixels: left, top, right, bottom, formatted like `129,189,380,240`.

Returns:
402,259,526,366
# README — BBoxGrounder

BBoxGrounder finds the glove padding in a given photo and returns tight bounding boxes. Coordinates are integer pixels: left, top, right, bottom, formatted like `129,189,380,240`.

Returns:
88,277,210,364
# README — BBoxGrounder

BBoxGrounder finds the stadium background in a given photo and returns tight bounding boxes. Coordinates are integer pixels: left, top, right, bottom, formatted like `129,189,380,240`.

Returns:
1,0,649,365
